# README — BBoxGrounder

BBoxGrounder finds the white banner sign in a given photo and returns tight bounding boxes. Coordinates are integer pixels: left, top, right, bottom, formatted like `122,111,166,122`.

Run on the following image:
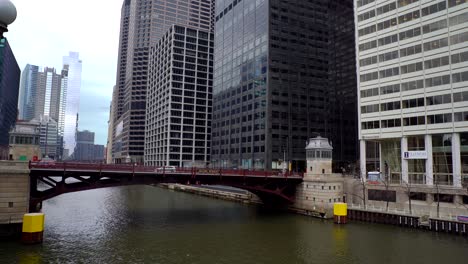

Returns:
403,151,427,159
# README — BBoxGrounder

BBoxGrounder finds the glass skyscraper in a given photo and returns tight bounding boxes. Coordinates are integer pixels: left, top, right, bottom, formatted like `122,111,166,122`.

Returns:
18,64,39,121
211,0,358,170
0,38,20,146
62,52,82,159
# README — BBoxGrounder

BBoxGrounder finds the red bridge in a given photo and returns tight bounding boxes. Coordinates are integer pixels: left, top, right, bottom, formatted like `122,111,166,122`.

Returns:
29,162,304,212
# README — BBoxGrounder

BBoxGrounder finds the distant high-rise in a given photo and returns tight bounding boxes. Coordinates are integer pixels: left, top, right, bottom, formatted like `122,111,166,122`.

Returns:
18,64,39,121
74,130,105,161
18,65,70,160
0,38,20,146
38,115,59,159
111,0,215,163
62,52,82,159
35,67,63,122
19,66,64,122
210,0,358,170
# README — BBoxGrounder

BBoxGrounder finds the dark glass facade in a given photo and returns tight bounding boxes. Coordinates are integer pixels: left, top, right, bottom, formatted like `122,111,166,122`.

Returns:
0,38,20,146
211,0,357,170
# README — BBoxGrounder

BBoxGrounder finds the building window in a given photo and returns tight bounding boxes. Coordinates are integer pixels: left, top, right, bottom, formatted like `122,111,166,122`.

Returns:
427,113,452,124
408,136,426,184
398,0,418,8
421,1,446,17
368,189,397,202
452,71,468,83
432,134,453,185
357,0,375,8
434,194,454,203
403,116,426,126
410,192,427,201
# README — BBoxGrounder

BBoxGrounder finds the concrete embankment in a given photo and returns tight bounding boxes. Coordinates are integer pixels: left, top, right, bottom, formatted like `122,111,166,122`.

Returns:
0,161,30,239
157,183,263,205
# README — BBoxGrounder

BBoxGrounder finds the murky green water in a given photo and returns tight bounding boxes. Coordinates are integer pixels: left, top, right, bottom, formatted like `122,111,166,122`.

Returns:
1,186,467,264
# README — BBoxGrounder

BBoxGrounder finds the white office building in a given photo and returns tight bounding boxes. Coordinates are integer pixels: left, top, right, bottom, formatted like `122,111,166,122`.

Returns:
356,0,468,188
144,25,214,167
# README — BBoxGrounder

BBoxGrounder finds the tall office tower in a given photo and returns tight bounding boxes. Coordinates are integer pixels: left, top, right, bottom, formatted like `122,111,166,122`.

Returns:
356,0,468,188
0,38,20,146
112,0,215,163
211,0,358,170
74,130,105,161
145,25,214,167
62,52,82,159
18,64,39,121
34,67,63,122
19,66,63,122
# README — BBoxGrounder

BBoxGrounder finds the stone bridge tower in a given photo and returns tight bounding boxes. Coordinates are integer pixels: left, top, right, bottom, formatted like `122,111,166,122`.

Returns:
292,136,344,218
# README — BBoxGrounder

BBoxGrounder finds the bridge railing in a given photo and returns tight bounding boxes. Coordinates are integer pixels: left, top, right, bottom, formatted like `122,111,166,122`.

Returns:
29,162,304,179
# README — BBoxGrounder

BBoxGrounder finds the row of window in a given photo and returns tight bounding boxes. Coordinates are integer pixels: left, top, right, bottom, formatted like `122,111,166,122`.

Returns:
359,0,464,24
359,12,467,51
360,32,468,67
358,0,421,9
362,111,468,129
362,91,468,113
361,71,468,98
360,51,468,82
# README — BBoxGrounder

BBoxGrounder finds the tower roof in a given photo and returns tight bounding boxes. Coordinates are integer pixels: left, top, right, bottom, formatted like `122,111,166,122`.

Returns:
306,136,333,150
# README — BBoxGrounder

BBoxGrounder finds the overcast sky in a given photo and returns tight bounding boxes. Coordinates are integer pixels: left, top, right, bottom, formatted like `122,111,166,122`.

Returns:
7,0,122,145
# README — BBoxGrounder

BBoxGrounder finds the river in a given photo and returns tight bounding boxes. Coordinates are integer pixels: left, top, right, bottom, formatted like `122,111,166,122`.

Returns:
1,185,467,264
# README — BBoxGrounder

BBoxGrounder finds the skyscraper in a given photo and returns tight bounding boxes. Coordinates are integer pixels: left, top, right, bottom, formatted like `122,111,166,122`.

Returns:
35,67,63,122
62,52,82,159
18,64,39,121
111,0,215,163
145,25,214,167
74,130,105,161
0,37,20,147
356,0,468,188
210,0,358,170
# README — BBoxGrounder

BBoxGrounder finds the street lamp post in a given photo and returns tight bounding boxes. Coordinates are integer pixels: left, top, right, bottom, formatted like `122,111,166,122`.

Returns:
0,0,17,39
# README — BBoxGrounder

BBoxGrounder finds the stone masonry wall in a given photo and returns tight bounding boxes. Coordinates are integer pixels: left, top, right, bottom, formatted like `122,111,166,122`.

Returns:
0,161,30,224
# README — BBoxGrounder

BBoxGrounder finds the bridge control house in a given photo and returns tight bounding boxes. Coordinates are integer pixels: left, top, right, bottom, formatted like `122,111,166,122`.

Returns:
293,137,345,218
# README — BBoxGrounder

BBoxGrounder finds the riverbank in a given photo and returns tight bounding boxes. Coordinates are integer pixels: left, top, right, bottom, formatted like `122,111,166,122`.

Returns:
158,183,468,237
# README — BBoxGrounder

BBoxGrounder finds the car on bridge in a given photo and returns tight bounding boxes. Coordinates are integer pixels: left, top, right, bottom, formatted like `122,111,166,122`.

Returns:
155,166,176,173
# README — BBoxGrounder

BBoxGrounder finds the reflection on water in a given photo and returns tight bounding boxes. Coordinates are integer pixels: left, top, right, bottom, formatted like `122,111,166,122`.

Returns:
0,186,467,264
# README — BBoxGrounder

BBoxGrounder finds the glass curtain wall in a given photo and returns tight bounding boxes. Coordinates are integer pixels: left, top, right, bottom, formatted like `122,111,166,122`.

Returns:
407,136,425,184
432,134,453,185
380,139,401,184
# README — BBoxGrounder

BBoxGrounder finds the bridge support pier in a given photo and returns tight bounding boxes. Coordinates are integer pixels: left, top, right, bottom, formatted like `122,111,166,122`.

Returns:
0,161,30,238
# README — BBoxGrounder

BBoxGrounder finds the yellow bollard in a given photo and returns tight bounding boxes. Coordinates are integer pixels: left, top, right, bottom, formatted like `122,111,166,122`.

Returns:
21,213,45,244
333,203,347,224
